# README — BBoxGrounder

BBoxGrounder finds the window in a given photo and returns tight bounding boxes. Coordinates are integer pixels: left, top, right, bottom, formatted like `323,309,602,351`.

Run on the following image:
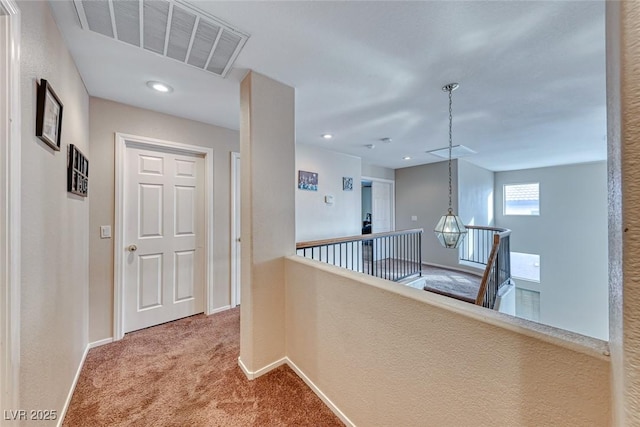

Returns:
516,288,540,322
511,252,540,282
504,183,539,215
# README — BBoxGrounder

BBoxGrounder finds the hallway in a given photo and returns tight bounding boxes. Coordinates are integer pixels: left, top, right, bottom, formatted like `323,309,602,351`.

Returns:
63,309,342,426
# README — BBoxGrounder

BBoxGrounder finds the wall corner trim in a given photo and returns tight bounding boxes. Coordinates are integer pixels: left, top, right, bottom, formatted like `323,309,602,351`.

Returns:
286,358,355,427
238,356,354,426
237,356,287,380
209,305,232,315
88,338,113,349
57,344,90,427
1,0,21,413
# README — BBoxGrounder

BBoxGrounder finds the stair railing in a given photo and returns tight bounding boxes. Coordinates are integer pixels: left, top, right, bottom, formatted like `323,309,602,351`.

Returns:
296,228,423,282
460,225,512,309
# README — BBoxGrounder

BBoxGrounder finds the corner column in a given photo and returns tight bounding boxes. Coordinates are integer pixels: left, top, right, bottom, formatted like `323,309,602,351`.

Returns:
607,1,640,425
239,71,295,375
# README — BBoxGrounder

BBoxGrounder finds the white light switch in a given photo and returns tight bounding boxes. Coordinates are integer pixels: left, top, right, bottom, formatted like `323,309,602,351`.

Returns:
324,195,334,205
100,225,112,239
411,215,418,221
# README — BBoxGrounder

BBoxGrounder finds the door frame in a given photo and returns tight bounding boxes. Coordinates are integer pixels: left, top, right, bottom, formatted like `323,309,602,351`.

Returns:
114,133,215,340
362,176,395,231
230,152,240,307
0,0,20,411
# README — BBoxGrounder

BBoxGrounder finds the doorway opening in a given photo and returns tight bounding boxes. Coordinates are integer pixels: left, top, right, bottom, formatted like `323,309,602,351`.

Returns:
114,133,215,340
361,180,372,235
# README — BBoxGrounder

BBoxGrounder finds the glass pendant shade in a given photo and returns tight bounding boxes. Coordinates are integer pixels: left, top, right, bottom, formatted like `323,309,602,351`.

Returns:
434,210,467,249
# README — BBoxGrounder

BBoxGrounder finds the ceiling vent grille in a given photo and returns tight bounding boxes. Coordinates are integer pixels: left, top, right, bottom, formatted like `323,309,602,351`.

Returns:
426,145,477,159
73,0,249,78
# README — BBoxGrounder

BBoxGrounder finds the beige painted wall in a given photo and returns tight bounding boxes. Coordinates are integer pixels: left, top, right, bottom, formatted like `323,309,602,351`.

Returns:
396,160,461,269
362,162,395,181
285,256,611,426
19,0,90,419
495,162,609,340
296,144,362,242
239,71,295,372
458,159,494,227
88,97,238,342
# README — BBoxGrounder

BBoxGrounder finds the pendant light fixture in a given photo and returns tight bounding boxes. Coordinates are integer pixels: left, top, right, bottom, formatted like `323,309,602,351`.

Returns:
434,83,467,249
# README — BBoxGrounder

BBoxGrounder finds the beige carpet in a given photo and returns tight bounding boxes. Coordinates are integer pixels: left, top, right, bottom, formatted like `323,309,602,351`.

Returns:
63,308,343,426
421,265,481,303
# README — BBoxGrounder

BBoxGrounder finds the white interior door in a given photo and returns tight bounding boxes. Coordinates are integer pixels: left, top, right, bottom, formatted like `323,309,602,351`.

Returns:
124,146,205,333
231,152,241,306
371,180,394,262
371,180,393,233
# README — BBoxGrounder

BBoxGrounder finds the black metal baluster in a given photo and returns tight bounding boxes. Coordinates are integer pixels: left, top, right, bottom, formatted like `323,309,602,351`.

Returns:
419,232,422,276
386,236,389,280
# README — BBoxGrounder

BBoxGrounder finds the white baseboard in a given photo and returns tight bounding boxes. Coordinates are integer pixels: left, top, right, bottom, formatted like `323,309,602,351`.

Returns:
238,357,252,379
237,356,287,380
285,358,355,427
88,337,113,349
238,356,354,426
208,305,232,315
57,343,90,427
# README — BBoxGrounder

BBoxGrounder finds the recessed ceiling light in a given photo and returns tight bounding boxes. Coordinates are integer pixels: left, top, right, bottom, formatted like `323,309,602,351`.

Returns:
381,137,392,143
403,156,411,160
146,81,173,93
321,134,333,139
365,144,376,149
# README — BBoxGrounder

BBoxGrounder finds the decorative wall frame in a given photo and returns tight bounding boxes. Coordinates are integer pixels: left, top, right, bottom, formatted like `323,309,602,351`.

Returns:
68,144,88,197
343,177,353,191
298,170,318,191
35,79,63,151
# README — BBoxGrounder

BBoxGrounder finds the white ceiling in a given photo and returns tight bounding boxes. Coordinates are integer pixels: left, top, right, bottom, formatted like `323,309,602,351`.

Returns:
49,1,606,171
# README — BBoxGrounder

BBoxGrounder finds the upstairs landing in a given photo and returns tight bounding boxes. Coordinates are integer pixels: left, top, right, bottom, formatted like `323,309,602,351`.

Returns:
400,264,482,303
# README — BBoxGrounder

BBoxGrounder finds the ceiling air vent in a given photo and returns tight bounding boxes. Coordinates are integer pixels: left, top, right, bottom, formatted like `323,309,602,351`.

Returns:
426,145,477,159
73,0,249,78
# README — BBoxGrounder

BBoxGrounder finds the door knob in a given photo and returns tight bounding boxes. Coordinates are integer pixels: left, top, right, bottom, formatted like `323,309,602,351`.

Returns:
128,244,138,252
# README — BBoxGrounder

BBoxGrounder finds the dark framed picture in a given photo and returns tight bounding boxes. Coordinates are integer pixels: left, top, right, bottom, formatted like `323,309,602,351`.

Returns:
343,177,353,191
68,144,88,197
298,170,318,191
35,79,63,151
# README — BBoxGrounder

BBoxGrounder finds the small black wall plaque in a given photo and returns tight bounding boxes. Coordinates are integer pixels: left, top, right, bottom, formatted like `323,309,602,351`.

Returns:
68,144,88,197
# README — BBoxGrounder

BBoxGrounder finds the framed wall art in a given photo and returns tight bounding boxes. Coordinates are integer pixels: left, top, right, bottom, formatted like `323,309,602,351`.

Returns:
343,177,353,191
68,144,88,197
35,79,63,151
298,170,318,191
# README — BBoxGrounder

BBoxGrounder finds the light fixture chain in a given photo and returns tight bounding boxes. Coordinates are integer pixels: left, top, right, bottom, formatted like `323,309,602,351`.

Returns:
448,87,453,213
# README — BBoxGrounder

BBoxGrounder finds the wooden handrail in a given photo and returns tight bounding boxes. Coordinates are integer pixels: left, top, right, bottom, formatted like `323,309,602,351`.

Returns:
475,234,501,306
474,230,512,308
296,228,424,250
464,225,512,237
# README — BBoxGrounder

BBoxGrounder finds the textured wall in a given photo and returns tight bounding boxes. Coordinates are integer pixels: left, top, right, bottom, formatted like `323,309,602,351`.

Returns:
19,0,89,419
457,159,494,226
395,160,460,268
495,163,609,340
361,162,395,181
609,2,640,425
285,256,611,426
239,71,295,372
88,98,238,342
296,144,361,242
